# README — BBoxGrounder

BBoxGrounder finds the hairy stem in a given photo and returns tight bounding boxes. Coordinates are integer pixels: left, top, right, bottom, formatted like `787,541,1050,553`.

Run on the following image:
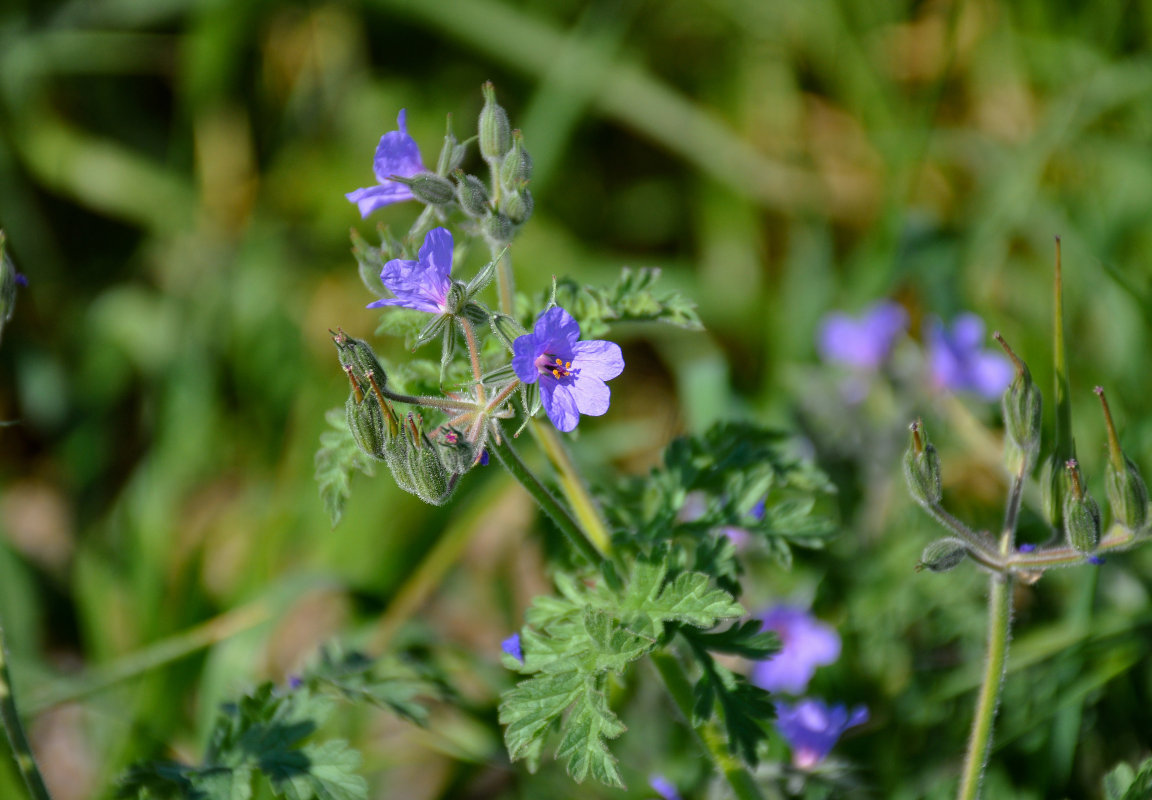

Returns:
0,625,53,800
650,651,769,800
458,317,487,405
958,561,1013,799
488,431,604,562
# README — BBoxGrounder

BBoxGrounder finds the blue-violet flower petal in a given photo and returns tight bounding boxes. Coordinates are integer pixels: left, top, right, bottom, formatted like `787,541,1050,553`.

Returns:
346,109,426,217
776,699,868,769
512,307,624,432
751,606,841,695
367,227,454,314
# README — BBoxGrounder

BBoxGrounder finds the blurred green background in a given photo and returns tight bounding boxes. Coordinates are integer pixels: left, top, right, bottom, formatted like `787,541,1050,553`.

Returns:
2,0,1152,797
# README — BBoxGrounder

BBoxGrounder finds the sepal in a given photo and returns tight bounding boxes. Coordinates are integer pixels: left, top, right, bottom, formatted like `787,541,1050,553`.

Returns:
1063,459,1101,553
916,538,968,573
903,421,942,508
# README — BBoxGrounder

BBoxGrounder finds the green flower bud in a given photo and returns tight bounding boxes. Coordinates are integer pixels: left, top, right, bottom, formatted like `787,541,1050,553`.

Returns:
331,330,388,394
1063,459,1101,553
499,130,533,188
392,414,455,506
903,421,942,508
916,538,968,573
436,428,478,475
994,333,1042,475
345,374,388,460
401,171,455,206
455,172,490,219
499,186,533,225
1096,386,1149,532
435,116,468,175
483,212,513,247
478,81,512,161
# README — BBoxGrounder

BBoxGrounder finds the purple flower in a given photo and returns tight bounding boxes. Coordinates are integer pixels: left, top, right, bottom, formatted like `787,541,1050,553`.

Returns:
751,606,841,695
776,699,868,769
346,109,427,217
367,227,453,313
818,300,908,370
648,774,682,800
14,273,27,287
926,313,1012,399
512,307,624,432
501,633,524,662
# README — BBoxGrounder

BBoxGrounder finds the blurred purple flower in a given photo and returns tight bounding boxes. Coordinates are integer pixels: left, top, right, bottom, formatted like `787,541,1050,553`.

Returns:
818,301,907,370
776,699,868,769
751,606,841,695
346,109,427,217
501,633,524,662
14,273,27,287
512,307,624,432
648,774,682,800
925,313,1012,399
367,227,453,314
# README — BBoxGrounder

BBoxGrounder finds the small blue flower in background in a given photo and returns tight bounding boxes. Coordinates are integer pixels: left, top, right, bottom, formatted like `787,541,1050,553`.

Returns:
512,307,624,433
925,313,1012,399
346,109,427,217
817,300,908,370
501,633,524,663
367,227,454,314
648,774,682,800
776,699,868,769
751,606,841,695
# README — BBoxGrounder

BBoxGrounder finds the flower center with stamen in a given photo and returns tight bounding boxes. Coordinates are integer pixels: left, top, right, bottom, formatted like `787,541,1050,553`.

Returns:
534,353,577,380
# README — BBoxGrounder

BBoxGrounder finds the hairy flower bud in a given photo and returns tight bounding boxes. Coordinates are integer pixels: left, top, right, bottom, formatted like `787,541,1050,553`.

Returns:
435,117,468,175
499,130,533,188
903,421,942,508
478,81,512,161
345,378,388,460
455,172,490,219
398,171,455,206
499,186,533,225
483,212,513,246
1096,386,1149,532
916,538,968,573
436,428,479,475
390,414,456,506
1063,459,1101,553
331,329,388,393
994,333,1042,475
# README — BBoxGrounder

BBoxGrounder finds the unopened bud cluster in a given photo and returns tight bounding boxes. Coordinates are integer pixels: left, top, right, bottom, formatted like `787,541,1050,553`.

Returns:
333,331,474,506
904,332,1149,575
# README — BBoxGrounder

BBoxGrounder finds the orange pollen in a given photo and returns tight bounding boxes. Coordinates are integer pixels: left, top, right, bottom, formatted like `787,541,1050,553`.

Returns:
537,352,576,380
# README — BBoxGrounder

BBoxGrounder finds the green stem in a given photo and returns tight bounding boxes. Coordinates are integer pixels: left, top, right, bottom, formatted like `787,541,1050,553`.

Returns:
489,240,515,325
488,431,603,563
650,652,767,800
0,625,53,800
957,569,1013,800
529,419,614,556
